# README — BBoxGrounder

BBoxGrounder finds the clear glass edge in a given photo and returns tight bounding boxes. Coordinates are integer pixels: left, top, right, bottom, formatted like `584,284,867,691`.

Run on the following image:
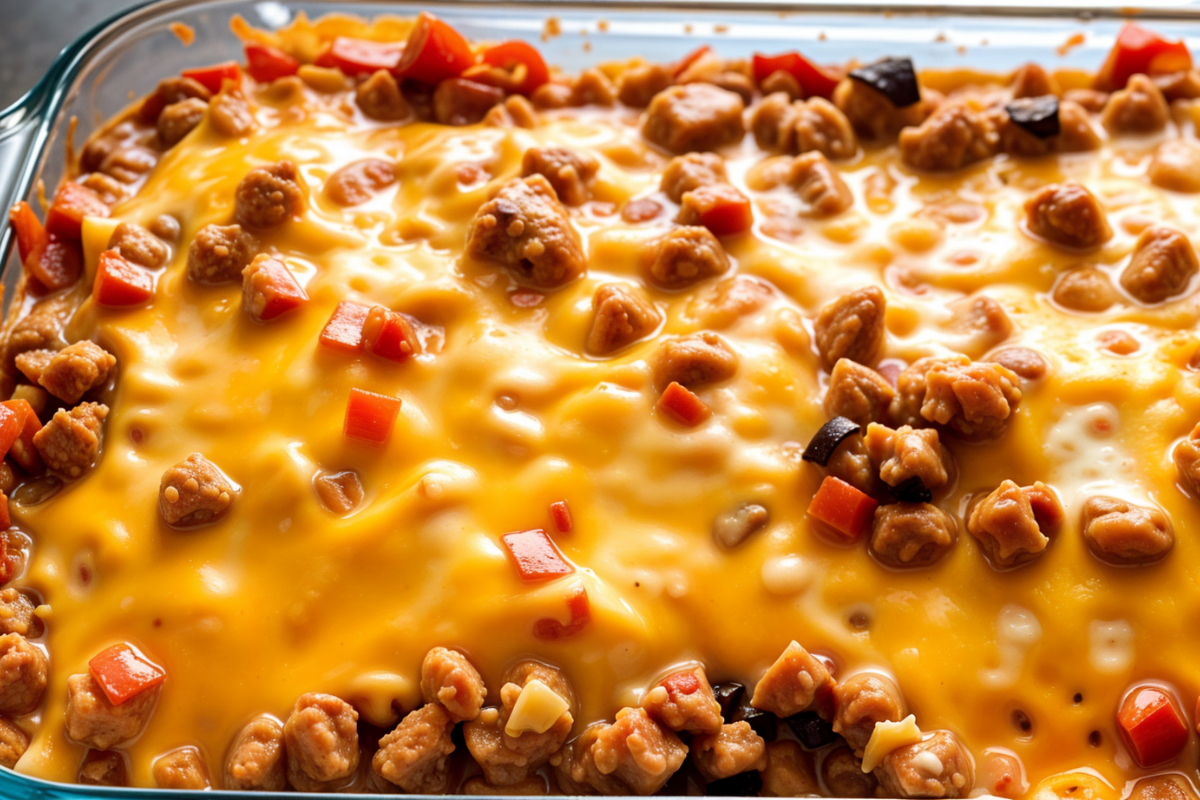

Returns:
0,0,1193,796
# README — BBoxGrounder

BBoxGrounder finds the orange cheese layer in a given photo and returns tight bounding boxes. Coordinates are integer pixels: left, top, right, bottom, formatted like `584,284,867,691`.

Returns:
12,60,1200,793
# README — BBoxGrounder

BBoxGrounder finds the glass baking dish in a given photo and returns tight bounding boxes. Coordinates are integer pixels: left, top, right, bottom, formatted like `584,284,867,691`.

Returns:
0,0,1197,796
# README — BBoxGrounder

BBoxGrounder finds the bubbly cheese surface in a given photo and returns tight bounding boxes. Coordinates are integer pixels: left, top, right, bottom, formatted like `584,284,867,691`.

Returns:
11,29,1200,796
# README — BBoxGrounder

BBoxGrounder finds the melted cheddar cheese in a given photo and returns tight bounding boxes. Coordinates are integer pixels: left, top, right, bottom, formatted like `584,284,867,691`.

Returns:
9,13,1200,797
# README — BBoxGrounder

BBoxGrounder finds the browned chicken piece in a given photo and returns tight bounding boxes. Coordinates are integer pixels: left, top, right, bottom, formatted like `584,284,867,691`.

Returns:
464,660,576,786
159,453,237,527
4,294,72,363
420,646,486,722
313,469,363,515
874,731,974,798
822,746,878,797
0,717,28,769
157,98,208,147
465,175,586,289
869,502,958,569
824,359,895,426
110,222,169,268
690,721,765,782
187,224,259,284
0,590,38,638
750,640,833,718
650,332,738,391
617,63,673,108
33,402,108,480
139,76,210,122
1120,227,1198,304
586,284,661,355
235,161,304,228
750,93,799,152
826,435,881,497
643,84,746,153
0,634,45,716
1052,266,1119,313
1174,424,1200,498
892,356,1022,440
1101,74,1170,134
571,68,618,106
1154,69,1200,101
899,103,998,172
65,673,159,750
832,78,938,142
373,703,457,793
209,88,256,137
759,69,802,100
356,70,409,121
224,715,287,792
786,151,853,217
750,94,857,160
686,275,774,330
522,147,600,206
832,673,906,755
1148,140,1200,193
675,53,754,103
760,739,820,797
550,726,627,796
661,152,727,203
646,226,730,290
1081,496,1174,565
640,666,723,735
16,341,115,404
676,182,752,230
1011,62,1060,98
79,750,128,786
531,82,572,110
152,747,210,790
814,286,886,371
988,347,1049,382
863,423,950,490
434,78,505,125
485,95,538,129
968,480,1065,568
559,708,688,795
284,693,359,792
1024,182,1112,250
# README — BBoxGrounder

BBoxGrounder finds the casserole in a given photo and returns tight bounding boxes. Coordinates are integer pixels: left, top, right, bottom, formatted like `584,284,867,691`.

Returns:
4,0,1200,797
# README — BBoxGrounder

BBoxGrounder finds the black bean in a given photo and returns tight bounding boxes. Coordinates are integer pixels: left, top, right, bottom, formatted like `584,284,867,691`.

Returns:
733,706,777,742
713,682,746,722
849,57,921,108
1006,96,1060,139
786,711,836,749
706,770,764,797
802,416,861,466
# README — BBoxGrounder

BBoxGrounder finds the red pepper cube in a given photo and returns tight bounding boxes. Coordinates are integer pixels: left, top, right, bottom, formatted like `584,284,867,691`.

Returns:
242,255,308,322
751,51,841,99
0,404,24,463
671,45,713,77
0,493,9,531
94,250,154,307
660,669,702,697
533,583,591,640
478,40,550,95
1,400,43,475
362,306,420,362
1118,685,1190,767
501,529,574,583
245,43,301,83
45,182,109,241
181,60,242,94
343,388,401,445
550,500,572,534
807,476,878,542
398,12,475,85
30,238,82,292
8,201,47,265
319,37,405,76
657,382,711,427
681,183,753,237
319,301,371,353
88,644,166,706
1100,23,1193,91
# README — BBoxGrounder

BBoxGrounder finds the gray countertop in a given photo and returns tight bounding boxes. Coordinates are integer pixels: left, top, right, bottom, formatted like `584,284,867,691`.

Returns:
1,0,143,110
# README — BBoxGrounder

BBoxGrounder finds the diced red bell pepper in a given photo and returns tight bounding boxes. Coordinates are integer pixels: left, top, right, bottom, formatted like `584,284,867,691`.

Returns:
479,40,550,95
0,404,24,463
671,44,713,77
1118,685,1190,767
362,307,420,362
661,669,702,697
29,239,82,292
0,495,9,531
397,12,474,85
752,51,842,99
657,382,711,427
317,37,405,76
1098,23,1193,91
684,183,753,236
8,202,47,266
550,500,572,534
94,249,154,307
45,182,109,241
807,476,878,541
243,256,308,321
181,60,241,94
88,644,166,706
319,301,371,353
501,529,574,582
2,400,43,475
534,583,591,640
244,43,301,83
343,388,401,445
